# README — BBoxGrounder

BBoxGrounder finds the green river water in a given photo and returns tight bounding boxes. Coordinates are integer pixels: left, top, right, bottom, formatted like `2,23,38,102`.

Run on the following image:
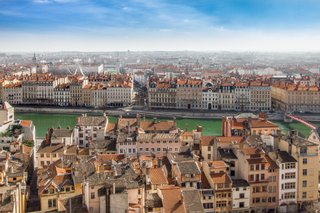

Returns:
15,113,320,138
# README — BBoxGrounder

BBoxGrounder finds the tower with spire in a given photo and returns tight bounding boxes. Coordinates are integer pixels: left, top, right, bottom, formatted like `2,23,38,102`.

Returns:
32,53,37,64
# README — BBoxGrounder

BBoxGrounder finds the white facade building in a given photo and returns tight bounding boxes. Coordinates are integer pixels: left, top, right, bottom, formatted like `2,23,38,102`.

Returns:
231,179,251,212
73,115,107,147
276,151,298,213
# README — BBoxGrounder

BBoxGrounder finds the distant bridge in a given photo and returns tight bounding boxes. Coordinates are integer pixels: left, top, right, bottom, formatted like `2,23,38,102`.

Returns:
286,114,317,130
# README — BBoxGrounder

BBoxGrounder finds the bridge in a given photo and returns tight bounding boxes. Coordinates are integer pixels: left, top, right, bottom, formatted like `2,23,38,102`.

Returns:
285,114,317,130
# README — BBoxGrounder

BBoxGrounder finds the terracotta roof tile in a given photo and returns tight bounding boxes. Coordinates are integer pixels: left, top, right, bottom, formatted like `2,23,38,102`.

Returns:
149,167,168,185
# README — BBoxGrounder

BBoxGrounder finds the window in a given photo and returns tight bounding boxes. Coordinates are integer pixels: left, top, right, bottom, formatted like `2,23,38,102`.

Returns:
284,192,295,199
91,192,95,199
303,158,307,164
284,172,296,179
300,147,307,154
303,180,307,187
302,192,307,199
239,193,245,199
284,182,295,189
285,163,296,169
48,199,57,208
239,202,245,208
303,169,307,176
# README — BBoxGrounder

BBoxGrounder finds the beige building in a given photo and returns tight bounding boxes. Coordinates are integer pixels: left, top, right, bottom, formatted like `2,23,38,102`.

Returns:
235,147,279,212
219,83,236,110
272,83,320,112
22,73,56,105
200,136,214,161
176,78,202,109
250,81,271,111
92,84,107,108
277,132,319,210
203,161,232,213
2,81,23,105
148,78,177,109
69,77,86,106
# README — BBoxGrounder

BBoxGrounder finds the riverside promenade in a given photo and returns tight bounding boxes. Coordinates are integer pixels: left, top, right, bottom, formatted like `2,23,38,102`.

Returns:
14,105,320,122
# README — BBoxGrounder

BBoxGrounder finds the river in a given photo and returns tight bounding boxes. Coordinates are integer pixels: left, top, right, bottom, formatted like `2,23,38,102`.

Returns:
15,112,319,138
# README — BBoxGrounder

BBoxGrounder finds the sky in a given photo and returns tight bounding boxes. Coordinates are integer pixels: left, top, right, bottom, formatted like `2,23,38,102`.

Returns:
1,0,320,52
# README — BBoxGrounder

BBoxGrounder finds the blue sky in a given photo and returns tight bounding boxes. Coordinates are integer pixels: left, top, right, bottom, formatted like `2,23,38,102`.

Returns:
1,0,320,51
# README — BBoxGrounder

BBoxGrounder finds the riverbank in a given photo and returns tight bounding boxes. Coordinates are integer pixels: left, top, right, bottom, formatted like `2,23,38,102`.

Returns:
14,106,320,122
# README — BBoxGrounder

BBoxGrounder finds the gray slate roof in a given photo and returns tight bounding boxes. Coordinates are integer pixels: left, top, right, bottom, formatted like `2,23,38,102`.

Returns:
77,116,106,126
177,161,201,175
182,189,205,213
277,151,297,163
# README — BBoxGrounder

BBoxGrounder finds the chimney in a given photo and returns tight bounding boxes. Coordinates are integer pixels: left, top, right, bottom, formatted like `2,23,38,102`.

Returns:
112,182,116,194
136,114,141,126
157,158,162,168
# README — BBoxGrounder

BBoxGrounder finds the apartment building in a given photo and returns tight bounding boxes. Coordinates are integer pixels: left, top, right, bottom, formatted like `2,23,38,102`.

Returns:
235,147,279,212
219,83,236,110
235,82,251,111
271,150,298,213
81,83,93,107
136,133,181,156
91,84,107,108
37,160,81,212
2,81,23,105
222,113,279,137
176,78,202,109
73,115,107,147
250,81,271,111
203,161,232,213
36,144,64,169
272,82,320,113
53,83,70,106
231,179,250,212
148,78,177,109
202,86,219,110
277,132,319,210
200,136,214,161
173,161,201,189
22,74,56,105
105,76,133,107
69,77,86,106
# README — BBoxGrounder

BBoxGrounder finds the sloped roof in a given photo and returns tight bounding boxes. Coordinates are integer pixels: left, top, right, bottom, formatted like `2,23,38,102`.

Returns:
149,167,168,185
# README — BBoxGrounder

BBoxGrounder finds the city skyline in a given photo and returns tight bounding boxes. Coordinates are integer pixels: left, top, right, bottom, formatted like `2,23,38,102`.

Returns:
1,0,320,52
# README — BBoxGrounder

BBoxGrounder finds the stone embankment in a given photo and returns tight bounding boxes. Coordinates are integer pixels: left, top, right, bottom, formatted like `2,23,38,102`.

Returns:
14,106,320,122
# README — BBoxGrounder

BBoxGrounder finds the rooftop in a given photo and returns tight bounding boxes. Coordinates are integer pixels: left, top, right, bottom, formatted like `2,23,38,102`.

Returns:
77,116,106,126
177,161,201,175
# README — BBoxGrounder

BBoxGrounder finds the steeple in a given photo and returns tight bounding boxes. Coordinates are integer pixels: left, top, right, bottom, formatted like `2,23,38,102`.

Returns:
32,53,37,63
